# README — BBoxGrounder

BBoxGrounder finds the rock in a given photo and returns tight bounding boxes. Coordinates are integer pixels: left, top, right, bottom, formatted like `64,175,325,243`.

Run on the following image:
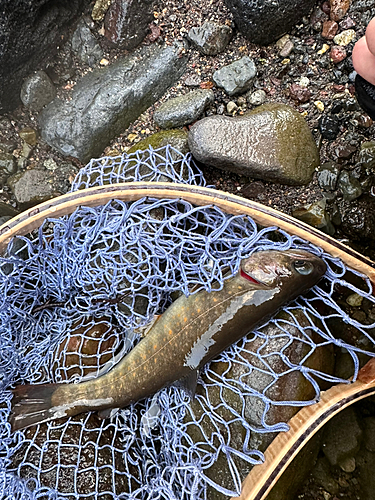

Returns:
330,45,347,63
357,141,375,169
39,42,188,163
247,89,266,106
223,0,317,45
185,309,334,498
184,73,201,87
322,20,339,39
317,161,340,191
104,0,154,50
346,293,363,307
319,115,340,139
289,83,311,103
91,0,111,21
188,103,319,185
311,456,340,495
19,128,38,146
311,7,329,31
338,170,362,201
187,22,232,55
153,89,214,129
279,40,294,57
0,153,16,183
322,407,362,466
292,199,335,235
7,168,61,209
338,196,375,244
127,129,189,155
213,56,256,96
0,202,20,218
333,28,356,45
358,449,375,500
71,19,103,67
226,101,238,114
20,70,56,112
0,0,90,112
329,0,351,21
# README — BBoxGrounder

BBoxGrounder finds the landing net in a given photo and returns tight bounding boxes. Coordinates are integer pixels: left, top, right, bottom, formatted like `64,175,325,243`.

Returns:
1,145,374,499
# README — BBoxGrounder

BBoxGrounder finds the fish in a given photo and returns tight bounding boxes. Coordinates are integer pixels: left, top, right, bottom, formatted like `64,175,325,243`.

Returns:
10,249,326,432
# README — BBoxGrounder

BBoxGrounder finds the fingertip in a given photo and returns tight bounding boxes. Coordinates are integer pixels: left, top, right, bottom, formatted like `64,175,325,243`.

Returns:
352,36,375,85
366,17,375,55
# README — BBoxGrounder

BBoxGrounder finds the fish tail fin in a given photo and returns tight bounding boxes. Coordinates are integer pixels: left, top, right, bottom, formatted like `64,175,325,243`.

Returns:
10,383,66,432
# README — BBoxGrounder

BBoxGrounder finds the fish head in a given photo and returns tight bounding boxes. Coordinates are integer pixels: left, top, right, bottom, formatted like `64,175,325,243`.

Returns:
240,249,326,293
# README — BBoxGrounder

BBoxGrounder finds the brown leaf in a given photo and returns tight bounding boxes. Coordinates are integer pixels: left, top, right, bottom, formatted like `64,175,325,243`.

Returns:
200,81,214,89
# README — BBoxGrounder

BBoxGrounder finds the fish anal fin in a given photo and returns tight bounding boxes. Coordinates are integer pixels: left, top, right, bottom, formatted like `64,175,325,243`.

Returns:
175,370,199,399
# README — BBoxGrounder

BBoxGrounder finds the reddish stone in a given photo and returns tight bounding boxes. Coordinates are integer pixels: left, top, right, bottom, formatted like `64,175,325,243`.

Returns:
289,83,311,103
339,16,355,29
330,45,347,63
322,1,331,14
322,20,338,39
329,0,351,21
332,83,345,92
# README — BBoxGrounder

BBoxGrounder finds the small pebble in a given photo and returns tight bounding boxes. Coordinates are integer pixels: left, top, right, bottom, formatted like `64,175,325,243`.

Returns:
226,101,238,114
317,43,330,54
280,40,294,57
346,293,363,307
333,29,356,46
330,0,351,22
246,89,266,106
289,83,311,103
322,20,338,39
314,100,325,111
19,127,38,146
319,115,339,139
275,34,290,50
330,46,347,63
299,76,310,87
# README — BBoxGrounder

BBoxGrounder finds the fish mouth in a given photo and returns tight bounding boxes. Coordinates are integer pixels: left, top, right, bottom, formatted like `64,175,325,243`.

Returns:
240,268,264,285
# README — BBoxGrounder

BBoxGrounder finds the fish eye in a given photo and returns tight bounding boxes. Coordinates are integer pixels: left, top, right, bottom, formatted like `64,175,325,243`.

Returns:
293,260,314,275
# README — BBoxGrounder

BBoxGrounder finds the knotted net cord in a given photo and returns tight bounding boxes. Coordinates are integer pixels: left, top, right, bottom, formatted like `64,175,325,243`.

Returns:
0,146,374,499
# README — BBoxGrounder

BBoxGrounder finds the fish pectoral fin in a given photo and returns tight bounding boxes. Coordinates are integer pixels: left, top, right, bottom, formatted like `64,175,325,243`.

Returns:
175,370,199,399
97,407,120,420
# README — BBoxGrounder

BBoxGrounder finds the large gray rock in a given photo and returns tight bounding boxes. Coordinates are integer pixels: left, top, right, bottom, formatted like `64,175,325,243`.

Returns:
213,56,256,96
188,103,319,185
224,0,317,45
154,89,214,129
187,22,233,55
39,43,188,163
0,0,90,112
104,0,154,50
71,19,104,67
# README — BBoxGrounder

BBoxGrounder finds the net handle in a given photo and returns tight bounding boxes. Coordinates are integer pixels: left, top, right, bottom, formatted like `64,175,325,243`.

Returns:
0,182,374,283
234,357,375,500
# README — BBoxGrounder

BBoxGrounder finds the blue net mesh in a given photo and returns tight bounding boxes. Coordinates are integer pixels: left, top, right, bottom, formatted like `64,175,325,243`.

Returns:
1,145,375,499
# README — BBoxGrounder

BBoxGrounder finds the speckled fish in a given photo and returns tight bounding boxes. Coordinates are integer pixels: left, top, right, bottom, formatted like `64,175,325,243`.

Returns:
10,249,326,432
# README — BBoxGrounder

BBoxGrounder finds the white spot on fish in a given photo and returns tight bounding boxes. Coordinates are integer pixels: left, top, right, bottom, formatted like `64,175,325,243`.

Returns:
184,287,280,369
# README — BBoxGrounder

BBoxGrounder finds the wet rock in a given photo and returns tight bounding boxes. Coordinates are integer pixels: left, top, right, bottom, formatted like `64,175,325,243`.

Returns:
319,115,340,139
20,70,56,112
212,56,256,96
280,40,294,58
289,83,311,103
292,199,335,235
317,161,340,190
19,128,38,146
187,22,232,55
154,89,214,129
226,101,238,114
322,407,362,466
357,141,375,169
338,196,375,243
127,129,189,155
185,309,334,498
71,20,103,67
332,142,356,161
311,7,329,31
7,168,61,210
0,153,16,186
311,456,340,495
330,45,347,63
224,0,317,45
39,42,188,163
346,293,363,307
0,0,90,112
11,412,140,498
0,202,20,218
247,89,267,106
104,0,154,50
329,0,351,21
338,170,362,201
322,20,339,39
333,28,356,45
188,103,319,185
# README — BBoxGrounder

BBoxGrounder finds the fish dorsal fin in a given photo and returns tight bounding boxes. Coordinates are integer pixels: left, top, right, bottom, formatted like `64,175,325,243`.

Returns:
175,370,199,399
